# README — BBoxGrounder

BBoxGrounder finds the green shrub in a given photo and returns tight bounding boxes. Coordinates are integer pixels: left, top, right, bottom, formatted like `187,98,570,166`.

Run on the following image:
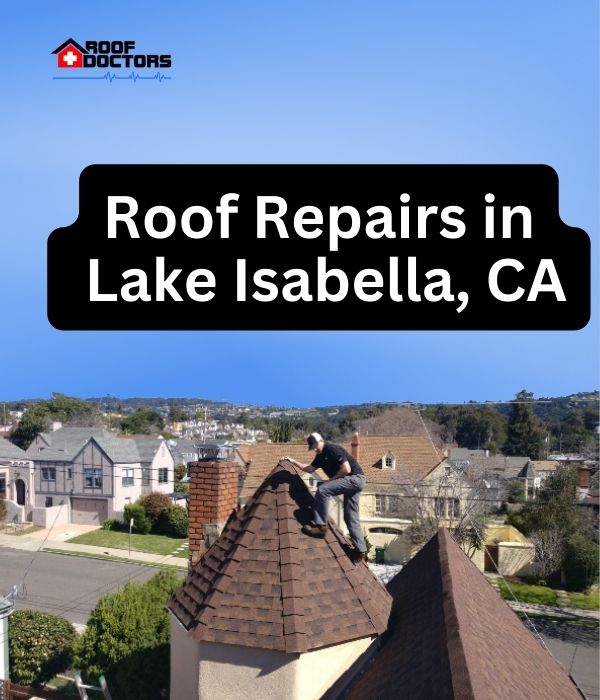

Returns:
123,503,151,534
158,505,188,537
9,610,75,687
73,571,181,700
139,492,172,529
496,579,559,606
102,518,122,531
568,591,600,610
563,534,599,592
174,463,187,482
0,497,6,523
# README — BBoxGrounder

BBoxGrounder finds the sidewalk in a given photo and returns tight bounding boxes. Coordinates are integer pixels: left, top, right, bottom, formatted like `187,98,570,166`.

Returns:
0,525,188,569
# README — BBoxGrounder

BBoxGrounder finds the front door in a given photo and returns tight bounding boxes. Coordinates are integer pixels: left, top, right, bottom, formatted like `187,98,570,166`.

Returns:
15,479,26,506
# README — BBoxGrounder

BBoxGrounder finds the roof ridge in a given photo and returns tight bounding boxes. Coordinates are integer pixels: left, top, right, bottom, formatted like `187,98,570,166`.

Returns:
437,529,477,700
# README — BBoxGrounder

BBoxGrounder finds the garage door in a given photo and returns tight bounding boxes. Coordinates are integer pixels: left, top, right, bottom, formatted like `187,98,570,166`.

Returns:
71,498,108,525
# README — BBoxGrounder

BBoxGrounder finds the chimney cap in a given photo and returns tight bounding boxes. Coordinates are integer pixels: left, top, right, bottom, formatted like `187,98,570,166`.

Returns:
194,442,235,462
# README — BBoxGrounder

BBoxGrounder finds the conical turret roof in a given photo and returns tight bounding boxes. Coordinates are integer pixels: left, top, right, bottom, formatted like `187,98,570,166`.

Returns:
169,461,392,653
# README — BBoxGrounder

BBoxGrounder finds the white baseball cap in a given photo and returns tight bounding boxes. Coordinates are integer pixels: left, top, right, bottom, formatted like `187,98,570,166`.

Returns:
307,432,324,450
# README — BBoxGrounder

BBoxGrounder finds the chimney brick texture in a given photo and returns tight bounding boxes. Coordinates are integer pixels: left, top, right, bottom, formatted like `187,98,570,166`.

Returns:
576,465,591,489
188,460,238,566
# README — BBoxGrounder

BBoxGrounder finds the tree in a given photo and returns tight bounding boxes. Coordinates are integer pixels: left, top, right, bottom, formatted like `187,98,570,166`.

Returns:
73,571,180,700
529,528,564,583
507,466,597,588
139,492,172,529
0,497,6,523
563,533,600,591
9,610,75,686
504,390,546,458
11,393,98,449
123,502,151,534
120,407,164,435
174,463,187,482
167,404,187,423
271,420,293,443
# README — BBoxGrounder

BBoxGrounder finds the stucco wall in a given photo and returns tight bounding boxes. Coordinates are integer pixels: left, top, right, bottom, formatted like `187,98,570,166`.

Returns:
497,542,534,576
170,614,376,700
32,502,70,527
296,635,375,700
170,617,201,700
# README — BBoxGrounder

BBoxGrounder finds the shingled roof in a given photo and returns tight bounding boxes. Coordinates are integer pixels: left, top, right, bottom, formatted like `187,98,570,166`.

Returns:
238,436,441,499
345,528,581,700
169,461,392,653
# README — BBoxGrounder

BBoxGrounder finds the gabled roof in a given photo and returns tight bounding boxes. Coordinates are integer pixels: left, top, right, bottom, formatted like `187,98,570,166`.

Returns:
0,438,28,461
238,436,441,499
25,427,162,464
518,461,536,479
345,528,581,700
132,437,166,463
51,38,88,54
26,427,109,461
459,455,531,480
169,461,392,653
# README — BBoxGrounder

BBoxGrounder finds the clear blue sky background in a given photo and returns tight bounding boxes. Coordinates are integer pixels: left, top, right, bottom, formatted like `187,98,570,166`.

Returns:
1,2,597,406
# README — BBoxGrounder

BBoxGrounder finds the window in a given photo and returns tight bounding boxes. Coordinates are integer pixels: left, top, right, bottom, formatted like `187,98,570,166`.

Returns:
45,496,53,507
434,497,445,518
41,467,56,481
0,475,5,498
375,495,385,513
122,468,134,487
434,497,460,519
449,498,460,519
158,468,168,484
66,468,73,480
84,468,102,489
387,496,399,513
142,468,150,486
382,453,396,470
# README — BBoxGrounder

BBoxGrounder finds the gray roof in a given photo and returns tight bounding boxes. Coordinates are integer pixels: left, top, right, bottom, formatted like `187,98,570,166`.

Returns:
518,461,536,479
0,438,28,461
94,435,141,463
132,437,165,463
166,438,199,465
450,455,531,480
25,427,162,465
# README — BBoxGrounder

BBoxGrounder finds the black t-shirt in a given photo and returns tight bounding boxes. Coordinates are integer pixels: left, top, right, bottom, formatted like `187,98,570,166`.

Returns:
311,442,364,479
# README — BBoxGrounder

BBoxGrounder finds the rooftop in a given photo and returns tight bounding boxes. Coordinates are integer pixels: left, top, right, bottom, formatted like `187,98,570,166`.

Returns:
169,461,392,653
345,528,581,700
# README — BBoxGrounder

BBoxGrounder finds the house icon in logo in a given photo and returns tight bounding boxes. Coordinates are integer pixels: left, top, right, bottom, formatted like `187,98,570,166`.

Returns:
52,38,88,68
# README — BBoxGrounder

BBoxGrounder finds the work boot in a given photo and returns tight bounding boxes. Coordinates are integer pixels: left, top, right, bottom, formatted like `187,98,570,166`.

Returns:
302,523,327,538
350,549,367,563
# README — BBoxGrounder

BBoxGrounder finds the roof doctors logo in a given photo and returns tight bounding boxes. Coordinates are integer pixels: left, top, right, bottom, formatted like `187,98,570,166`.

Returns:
51,38,172,83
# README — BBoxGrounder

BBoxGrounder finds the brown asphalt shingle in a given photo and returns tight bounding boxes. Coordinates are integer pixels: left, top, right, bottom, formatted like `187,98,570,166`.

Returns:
169,461,392,653
345,528,582,700
239,437,441,499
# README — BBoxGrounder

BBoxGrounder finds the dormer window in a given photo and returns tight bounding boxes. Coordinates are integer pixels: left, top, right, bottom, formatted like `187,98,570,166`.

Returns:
382,452,396,470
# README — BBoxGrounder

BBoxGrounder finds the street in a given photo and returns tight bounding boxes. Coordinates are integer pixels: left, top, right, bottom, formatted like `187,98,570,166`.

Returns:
0,547,184,626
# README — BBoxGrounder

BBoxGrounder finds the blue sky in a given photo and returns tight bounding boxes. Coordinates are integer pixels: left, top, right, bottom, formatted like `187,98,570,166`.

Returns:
1,2,597,406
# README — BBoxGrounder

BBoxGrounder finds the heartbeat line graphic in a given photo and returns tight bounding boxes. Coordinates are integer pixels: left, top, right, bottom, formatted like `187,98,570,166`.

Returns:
53,71,172,83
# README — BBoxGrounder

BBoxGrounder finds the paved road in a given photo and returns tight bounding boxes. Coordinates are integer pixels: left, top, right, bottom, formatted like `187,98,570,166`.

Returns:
0,547,184,625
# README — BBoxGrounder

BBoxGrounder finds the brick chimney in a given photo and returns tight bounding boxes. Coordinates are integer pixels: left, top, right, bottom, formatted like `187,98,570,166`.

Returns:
576,465,591,502
188,461,238,567
351,432,360,462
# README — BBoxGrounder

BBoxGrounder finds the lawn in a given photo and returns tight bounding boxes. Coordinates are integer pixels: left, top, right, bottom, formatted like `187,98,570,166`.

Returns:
495,579,559,607
67,528,188,557
567,591,600,610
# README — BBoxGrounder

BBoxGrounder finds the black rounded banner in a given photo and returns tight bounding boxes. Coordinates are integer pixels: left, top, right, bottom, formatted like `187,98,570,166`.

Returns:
48,164,590,330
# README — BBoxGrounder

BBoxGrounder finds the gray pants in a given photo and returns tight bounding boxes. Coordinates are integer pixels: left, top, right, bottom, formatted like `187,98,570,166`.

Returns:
313,474,366,553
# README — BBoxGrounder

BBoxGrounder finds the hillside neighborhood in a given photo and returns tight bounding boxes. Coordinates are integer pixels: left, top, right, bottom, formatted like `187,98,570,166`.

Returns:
0,392,598,699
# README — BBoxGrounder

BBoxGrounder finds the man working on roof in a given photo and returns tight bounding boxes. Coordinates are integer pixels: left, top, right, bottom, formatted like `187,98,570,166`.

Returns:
286,432,367,563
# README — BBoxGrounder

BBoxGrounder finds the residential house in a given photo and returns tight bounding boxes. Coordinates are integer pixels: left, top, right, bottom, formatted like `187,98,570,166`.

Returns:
168,458,581,700
235,434,443,563
0,439,34,523
25,427,174,525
